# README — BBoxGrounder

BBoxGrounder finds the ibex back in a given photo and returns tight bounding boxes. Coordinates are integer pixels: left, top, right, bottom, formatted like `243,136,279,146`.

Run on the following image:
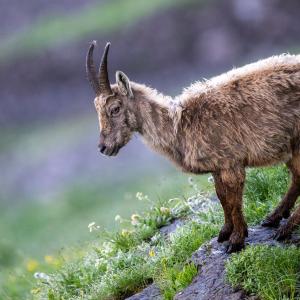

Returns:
86,41,300,253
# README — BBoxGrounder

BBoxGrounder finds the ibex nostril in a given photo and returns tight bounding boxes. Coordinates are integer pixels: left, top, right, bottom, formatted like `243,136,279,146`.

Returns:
99,145,106,153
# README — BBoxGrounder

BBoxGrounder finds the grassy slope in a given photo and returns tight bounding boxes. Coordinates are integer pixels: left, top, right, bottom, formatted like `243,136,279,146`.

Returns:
3,165,296,300
31,188,219,300
1,182,215,299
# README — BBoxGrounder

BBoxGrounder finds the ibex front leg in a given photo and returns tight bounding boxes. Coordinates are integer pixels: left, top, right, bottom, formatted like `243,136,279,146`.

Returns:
213,173,233,242
215,168,248,253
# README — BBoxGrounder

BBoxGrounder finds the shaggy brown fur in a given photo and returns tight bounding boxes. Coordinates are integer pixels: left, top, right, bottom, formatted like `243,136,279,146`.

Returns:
86,42,300,253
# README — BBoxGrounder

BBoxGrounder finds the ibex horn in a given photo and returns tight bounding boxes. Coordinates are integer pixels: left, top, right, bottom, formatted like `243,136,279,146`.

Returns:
86,41,113,96
98,42,113,96
86,40,101,95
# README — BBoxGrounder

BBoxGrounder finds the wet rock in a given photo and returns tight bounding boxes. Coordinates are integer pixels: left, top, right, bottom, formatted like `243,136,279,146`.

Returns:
175,224,299,300
159,218,185,237
126,284,161,300
126,220,300,300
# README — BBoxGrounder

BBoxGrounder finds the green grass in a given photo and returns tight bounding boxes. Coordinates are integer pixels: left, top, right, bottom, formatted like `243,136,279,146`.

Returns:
39,223,217,300
0,185,217,300
1,162,295,299
0,0,200,62
30,192,219,300
225,165,299,300
0,171,208,299
155,222,218,299
244,165,289,225
158,263,198,300
226,245,300,300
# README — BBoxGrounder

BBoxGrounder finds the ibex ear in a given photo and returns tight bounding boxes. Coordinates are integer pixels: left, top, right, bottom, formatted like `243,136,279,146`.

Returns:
116,71,134,99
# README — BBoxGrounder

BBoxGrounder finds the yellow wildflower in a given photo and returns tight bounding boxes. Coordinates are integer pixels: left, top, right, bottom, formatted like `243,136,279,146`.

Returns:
31,288,40,295
44,255,54,264
160,207,170,214
26,259,39,272
149,249,155,257
121,229,131,237
44,255,60,267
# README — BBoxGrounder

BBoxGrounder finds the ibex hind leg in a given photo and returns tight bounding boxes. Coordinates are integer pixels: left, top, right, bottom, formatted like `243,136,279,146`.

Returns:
262,154,300,228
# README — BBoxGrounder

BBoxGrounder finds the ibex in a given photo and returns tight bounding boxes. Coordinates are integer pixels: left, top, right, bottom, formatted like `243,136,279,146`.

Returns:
86,41,300,253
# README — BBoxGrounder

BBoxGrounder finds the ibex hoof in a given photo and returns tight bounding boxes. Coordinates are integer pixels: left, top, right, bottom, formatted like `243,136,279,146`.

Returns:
273,225,292,241
217,225,233,243
226,242,245,254
261,217,280,228
282,210,290,219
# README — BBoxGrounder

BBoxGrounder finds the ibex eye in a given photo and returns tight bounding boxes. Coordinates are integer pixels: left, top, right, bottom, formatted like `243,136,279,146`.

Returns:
111,106,120,116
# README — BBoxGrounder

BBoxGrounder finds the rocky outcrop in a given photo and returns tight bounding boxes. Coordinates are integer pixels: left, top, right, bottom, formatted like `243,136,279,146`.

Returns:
127,222,300,300
174,225,280,300
126,284,161,300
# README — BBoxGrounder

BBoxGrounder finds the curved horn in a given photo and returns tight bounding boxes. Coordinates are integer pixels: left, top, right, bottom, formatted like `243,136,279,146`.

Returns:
86,40,101,95
98,42,113,95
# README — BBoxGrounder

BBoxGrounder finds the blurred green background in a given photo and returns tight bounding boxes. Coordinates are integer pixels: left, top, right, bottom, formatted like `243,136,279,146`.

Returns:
0,0,299,298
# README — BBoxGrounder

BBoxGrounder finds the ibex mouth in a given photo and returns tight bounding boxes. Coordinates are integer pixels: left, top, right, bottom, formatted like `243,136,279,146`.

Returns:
99,145,120,157
110,146,120,156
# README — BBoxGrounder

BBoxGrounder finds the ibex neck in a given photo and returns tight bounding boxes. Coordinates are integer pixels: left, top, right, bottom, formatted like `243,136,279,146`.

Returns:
132,84,179,151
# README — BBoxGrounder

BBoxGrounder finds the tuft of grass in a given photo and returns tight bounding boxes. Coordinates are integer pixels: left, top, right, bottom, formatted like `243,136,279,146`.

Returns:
244,165,289,225
226,245,300,300
156,222,218,299
158,263,198,300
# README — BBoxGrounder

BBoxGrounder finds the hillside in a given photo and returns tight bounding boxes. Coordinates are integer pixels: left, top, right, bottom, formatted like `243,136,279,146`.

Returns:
1,1,300,299
5,165,299,299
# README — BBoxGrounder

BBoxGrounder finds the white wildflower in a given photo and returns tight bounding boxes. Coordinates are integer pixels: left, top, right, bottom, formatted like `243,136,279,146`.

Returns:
168,197,181,203
34,272,50,281
136,192,143,200
131,214,140,226
208,175,214,184
114,215,122,222
136,192,150,202
88,222,100,232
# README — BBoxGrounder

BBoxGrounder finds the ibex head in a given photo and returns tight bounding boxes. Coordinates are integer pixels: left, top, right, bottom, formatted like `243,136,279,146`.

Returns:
86,41,136,156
